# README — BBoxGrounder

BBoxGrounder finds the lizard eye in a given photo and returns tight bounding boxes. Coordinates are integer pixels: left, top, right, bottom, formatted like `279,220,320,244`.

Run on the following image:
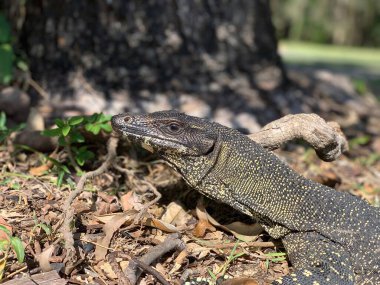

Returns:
124,116,132,123
166,122,182,134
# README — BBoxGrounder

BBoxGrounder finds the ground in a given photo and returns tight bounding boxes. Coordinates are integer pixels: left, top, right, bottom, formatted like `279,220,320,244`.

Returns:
0,42,380,284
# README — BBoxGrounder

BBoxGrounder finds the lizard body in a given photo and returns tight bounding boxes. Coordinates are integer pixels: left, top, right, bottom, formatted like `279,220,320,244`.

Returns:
111,110,380,284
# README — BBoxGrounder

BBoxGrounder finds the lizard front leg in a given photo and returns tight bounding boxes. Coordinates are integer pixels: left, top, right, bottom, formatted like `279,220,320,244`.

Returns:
273,231,354,285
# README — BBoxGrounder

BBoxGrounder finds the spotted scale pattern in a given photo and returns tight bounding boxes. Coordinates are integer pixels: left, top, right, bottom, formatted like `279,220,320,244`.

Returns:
111,111,380,284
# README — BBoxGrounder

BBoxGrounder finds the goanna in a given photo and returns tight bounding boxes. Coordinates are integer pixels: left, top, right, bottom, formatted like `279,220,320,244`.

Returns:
111,110,380,285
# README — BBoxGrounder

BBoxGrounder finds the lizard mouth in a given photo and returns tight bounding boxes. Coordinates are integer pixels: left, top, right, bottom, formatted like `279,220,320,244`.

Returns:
111,114,187,151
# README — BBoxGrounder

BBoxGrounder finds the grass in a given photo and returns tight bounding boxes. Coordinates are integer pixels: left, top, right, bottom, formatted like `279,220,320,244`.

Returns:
279,41,380,71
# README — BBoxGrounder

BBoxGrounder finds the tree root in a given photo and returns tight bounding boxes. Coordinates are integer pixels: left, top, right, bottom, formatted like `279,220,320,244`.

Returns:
59,136,119,273
249,113,348,161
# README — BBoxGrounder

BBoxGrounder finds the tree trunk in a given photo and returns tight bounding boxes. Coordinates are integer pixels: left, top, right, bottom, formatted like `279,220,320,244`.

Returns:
14,0,289,130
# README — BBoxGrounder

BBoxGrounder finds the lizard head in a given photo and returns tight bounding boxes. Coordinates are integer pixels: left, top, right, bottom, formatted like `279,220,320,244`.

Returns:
111,110,218,157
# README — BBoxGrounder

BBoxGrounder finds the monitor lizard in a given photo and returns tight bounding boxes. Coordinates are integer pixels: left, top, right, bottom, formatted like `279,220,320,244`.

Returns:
111,110,380,285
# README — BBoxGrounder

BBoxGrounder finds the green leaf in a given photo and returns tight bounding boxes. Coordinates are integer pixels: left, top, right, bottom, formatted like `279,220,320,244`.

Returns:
75,148,94,166
68,116,84,126
85,124,101,135
57,170,65,187
100,123,112,133
54,119,65,128
86,113,98,124
61,164,71,174
98,113,112,123
0,43,14,85
10,122,25,133
58,136,66,146
0,14,11,43
36,224,52,235
207,268,217,280
0,112,6,129
16,60,28,71
70,131,85,143
41,128,61,137
10,237,24,263
61,125,71,136
0,225,11,237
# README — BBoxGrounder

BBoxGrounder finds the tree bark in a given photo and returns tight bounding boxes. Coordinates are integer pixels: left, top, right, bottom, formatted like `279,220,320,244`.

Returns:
13,0,288,127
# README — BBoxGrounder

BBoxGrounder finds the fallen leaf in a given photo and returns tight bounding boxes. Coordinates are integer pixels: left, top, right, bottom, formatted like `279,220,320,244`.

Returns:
144,217,179,233
95,211,135,261
120,191,144,211
193,219,216,237
35,245,55,272
29,163,52,176
170,249,188,274
161,201,192,226
99,261,117,279
0,217,12,241
220,277,259,285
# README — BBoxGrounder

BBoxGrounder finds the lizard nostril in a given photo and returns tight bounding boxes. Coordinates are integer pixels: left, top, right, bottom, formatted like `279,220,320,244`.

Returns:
124,116,132,123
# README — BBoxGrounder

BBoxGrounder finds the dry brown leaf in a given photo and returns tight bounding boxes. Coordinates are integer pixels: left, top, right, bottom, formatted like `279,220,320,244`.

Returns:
193,198,216,237
186,242,210,259
99,261,118,279
193,219,216,237
120,191,144,211
93,210,138,224
144,217,179,233
35,245,55,272
29,163,53,176
161,201,192,226
0,217,12,241
29,150,56,176
206,211,262,242
95,212,135,261
220,278,259,285
170,249,188,274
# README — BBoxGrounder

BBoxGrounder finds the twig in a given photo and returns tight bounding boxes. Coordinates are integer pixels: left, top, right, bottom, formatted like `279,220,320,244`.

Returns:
125,233,185,284
89,265,108,285
59,136,119,269
1,265,28,282
28,78,49,100
131,258,171,285
108,252,132,285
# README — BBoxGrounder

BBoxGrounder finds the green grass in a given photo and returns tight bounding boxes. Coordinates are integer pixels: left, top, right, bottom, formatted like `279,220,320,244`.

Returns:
279,41,380,70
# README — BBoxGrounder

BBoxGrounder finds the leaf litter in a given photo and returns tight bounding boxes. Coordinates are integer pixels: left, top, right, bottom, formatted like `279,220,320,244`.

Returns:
0,129,379,285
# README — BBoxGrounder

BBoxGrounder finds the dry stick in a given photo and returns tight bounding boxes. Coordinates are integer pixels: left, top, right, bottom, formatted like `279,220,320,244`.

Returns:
59,136,119,268
131,258,171,285
249,113,349,162
125,233,185,285
108,252,132,285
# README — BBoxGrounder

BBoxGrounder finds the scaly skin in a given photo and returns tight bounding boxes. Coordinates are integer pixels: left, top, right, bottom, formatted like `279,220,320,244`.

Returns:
111,110,380,284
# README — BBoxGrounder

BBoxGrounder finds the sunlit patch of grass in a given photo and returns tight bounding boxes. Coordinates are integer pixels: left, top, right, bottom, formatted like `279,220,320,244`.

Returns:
279,41,380,70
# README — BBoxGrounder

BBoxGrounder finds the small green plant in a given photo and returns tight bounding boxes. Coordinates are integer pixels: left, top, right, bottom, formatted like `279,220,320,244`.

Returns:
0,112,25,145
207,242,245,282
42,113,112,182
0,225,25,279
28,213,52,244
353,79,368,95
349,135,371,149
264,251,287,270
